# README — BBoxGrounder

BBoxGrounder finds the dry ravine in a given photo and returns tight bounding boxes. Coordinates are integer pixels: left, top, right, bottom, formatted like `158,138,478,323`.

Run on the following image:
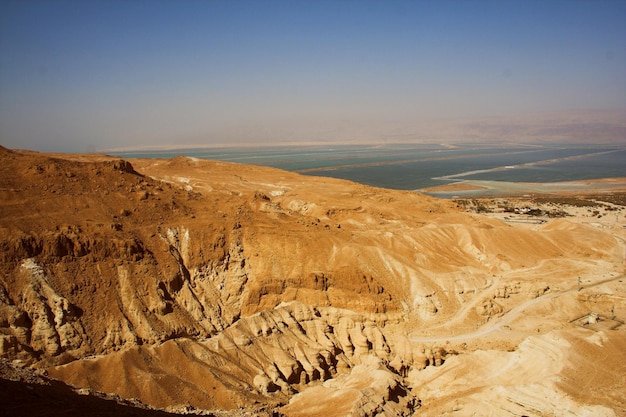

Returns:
1,146,625,416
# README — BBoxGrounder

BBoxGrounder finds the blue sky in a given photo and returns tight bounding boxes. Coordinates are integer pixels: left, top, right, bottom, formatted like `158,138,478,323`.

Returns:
0,0,625,151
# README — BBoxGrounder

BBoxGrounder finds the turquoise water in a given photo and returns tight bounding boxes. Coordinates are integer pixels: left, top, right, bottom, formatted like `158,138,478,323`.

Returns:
111,144,626,191
462,149,626,183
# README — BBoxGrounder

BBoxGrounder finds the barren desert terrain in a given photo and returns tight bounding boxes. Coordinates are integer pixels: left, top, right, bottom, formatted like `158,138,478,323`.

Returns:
1,145,624,416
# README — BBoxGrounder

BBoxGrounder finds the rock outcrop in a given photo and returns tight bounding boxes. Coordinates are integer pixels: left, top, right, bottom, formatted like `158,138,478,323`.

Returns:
1,147,624,416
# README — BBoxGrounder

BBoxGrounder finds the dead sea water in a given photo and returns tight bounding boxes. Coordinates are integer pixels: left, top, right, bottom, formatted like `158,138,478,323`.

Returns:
112,143,626,194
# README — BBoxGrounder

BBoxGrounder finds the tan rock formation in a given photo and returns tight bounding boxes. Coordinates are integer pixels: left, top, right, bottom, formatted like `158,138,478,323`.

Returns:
1,145,624,415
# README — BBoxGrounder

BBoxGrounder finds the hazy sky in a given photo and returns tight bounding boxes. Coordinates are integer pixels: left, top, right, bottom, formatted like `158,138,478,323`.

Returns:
1,0,625,152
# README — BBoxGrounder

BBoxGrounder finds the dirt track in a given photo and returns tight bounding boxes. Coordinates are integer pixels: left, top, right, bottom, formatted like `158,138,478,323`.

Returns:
410,274,625,343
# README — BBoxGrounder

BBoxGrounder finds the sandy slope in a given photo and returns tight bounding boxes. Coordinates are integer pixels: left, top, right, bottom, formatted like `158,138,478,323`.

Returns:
0,145,625,416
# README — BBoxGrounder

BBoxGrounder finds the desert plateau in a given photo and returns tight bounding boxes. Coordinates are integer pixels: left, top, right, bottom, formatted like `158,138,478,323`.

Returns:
0,145,625,417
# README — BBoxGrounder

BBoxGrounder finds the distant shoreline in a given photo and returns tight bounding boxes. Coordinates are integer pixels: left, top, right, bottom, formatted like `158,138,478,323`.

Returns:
99,140,390,153
100,139,626,154
420,177,626,198
421,183,488,192
95,143,626,196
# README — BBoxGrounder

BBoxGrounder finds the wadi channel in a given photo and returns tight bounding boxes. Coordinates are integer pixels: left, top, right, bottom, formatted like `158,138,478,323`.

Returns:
1,146,624,416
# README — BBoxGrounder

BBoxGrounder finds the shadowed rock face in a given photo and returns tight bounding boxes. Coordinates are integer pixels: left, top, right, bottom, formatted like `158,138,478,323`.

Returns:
0,359,188,417
1,146,625,416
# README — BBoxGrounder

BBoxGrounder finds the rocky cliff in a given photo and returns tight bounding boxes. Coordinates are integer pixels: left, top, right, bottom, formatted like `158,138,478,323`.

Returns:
1,146,624,416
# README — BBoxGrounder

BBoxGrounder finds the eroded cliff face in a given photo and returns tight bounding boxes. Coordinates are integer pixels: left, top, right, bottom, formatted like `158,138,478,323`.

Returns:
1,146,624,416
